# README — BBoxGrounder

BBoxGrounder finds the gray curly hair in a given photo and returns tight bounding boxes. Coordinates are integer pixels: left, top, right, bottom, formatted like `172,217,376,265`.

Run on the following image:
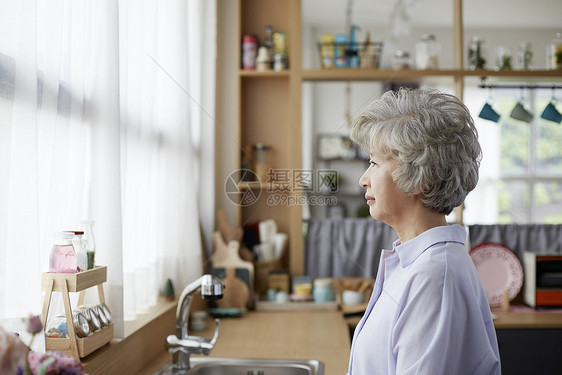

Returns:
351,88,481,215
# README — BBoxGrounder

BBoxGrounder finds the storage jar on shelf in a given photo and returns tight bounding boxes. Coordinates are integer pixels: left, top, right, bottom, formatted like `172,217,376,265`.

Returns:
468,36,487,70
547,33,562,70
415,34,439,69
392,50,411,70
49,232,78,273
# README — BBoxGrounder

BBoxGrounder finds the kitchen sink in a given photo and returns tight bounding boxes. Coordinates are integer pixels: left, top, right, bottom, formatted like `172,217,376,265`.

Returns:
155,357,324,375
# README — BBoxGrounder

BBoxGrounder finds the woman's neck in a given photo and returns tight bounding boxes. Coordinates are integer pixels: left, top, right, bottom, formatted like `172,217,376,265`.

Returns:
394,206,448,244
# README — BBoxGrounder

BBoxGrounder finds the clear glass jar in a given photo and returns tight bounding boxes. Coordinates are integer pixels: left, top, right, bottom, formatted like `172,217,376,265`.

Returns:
495,46,513,70
80,220,96,269
313,278,335,303
547,33,562,70
415,34,439,69
49,232,78,273
516,42,533,70
45,311,90,338
468,36,487,70
45,313,70,338
392,50,411,70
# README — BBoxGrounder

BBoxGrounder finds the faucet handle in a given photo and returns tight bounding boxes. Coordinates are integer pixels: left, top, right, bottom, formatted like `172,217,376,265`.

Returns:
197,318,220,354
208,318,220,347
166,318,220,356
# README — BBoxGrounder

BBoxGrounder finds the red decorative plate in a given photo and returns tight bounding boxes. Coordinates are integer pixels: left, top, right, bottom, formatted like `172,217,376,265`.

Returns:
469,242,523,307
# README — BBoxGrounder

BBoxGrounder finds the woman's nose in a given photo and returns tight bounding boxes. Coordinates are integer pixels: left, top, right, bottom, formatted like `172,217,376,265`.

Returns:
359,171,369,188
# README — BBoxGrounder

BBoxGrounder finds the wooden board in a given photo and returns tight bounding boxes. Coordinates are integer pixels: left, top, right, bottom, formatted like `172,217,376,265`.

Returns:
212,231,254,294
210,267,251,292
216,210,253,261
215,268,250,309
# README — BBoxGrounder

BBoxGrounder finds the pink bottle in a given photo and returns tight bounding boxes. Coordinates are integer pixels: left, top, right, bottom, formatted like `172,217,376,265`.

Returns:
49,232,78,273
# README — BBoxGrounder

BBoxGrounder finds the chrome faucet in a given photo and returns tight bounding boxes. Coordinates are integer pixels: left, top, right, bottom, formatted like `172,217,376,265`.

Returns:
166,274,224,370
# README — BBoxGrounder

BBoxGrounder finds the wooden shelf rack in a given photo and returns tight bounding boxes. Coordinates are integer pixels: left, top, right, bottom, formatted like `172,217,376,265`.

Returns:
41,266,113,359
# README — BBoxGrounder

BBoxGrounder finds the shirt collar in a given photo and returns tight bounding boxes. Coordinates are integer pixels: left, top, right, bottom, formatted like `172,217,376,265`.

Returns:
392,224,467,268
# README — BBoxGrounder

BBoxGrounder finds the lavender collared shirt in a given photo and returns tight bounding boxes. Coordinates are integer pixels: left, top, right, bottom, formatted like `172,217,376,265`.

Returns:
347,224,500,375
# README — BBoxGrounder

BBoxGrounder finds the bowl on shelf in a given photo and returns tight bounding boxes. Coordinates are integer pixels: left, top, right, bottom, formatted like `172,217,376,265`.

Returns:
342,290,365,306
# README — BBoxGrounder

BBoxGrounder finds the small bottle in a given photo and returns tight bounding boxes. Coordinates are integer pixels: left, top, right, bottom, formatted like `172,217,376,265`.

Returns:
242,34,258,70
66,231,87,272
346,25,360,68
49,231,78,273
547,33,562,70
273,53,284,72
256,46,272,71
263,25,273,58
272,32,288,69
320,33,335,69
334,34,348,68
80,220,96,269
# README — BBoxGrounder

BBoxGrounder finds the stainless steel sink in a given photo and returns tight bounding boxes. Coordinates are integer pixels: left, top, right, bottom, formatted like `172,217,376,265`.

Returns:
155,357,324,375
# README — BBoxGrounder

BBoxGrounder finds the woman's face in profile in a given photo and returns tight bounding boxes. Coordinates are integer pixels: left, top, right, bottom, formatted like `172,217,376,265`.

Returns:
359,154,417,227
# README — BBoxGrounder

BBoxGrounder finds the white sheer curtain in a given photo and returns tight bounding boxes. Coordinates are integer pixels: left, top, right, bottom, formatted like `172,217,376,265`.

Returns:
0,0,215,339
119,0,216,320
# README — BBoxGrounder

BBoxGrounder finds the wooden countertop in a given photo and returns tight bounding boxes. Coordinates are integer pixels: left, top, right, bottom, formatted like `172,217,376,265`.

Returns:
492,306,562,329
344,305,562,330
141,310,351,375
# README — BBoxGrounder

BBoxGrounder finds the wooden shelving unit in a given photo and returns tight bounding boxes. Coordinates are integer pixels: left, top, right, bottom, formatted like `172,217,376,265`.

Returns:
41,266,113,359
235,0,303,275
240,70,291,78
233,0,562,276
301,68,562,81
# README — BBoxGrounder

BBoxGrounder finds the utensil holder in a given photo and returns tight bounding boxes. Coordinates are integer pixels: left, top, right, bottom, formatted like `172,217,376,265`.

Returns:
41,266,113,359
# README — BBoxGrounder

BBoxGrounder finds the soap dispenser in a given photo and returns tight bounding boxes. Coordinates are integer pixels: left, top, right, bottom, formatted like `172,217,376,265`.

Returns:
347,25,360,68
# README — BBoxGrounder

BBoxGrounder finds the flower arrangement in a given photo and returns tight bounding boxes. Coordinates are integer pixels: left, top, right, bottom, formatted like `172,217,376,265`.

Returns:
0,315,86,375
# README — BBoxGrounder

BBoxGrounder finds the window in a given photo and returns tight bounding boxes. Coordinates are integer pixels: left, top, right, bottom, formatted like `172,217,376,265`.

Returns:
464,85,562,224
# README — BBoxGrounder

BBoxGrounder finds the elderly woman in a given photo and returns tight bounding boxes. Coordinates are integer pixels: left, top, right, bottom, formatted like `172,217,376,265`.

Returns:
348,88,500,375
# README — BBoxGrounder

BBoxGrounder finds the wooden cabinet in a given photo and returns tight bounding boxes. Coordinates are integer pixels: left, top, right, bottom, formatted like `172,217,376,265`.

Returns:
233,0,562,276
235,0,303,275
